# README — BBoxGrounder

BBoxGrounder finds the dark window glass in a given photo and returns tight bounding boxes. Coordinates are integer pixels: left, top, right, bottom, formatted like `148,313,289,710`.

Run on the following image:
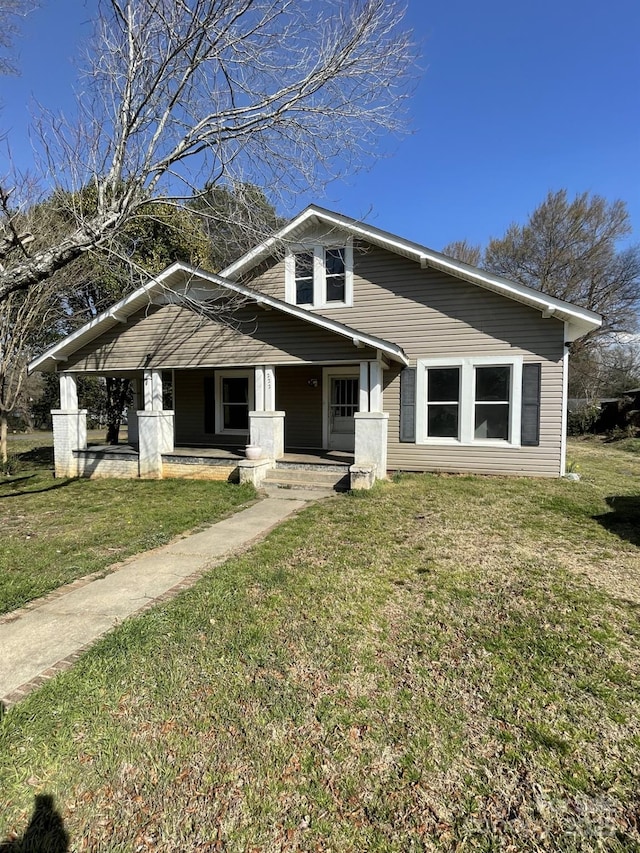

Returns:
428,404,459,438
428,367,459,402
222,377,248,404
221,377,249,431
474,404,509,439
476,366,510,401
325,247,345,302
295,252,314,304
224,404,249,431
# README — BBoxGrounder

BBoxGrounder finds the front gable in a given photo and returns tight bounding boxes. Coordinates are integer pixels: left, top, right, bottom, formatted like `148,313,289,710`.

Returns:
221,205,602,344
63,301,379,373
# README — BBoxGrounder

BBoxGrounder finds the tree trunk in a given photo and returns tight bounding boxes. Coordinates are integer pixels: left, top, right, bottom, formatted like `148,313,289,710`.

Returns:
105,378,131,445
0,411,8,465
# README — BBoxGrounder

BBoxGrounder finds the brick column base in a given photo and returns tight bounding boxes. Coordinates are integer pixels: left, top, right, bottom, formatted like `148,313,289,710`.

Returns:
52,410,88,478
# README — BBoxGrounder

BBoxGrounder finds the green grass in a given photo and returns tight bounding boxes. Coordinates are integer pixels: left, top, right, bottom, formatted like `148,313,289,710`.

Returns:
1,437,640,850
0,435,255,614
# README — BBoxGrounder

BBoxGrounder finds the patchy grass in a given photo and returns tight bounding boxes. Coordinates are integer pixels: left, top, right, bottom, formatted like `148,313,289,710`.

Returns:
1,438,639,851
0,435,255,614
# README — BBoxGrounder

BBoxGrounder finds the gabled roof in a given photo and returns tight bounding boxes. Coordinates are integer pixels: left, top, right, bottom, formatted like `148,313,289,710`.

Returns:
29,262,408,373
220,204,602,342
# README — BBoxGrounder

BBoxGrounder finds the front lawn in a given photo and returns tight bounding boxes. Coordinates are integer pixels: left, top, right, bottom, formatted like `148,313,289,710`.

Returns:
1,437,639,850
0,436,255,614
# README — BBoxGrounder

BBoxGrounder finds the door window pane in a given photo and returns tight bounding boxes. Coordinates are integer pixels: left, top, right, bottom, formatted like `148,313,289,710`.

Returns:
331,378,358,417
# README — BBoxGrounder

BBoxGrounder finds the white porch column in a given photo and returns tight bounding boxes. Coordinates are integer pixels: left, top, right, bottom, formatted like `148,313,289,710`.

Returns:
254,366,265,412
369,362,383,413
249,411,285,460
264,365,276,411
143,369,163,411
358,361,383,413
248,365,282,461
359,362,369,412
52,373,87,477
59,373,78,410
351,412,389,489
137,410,174,478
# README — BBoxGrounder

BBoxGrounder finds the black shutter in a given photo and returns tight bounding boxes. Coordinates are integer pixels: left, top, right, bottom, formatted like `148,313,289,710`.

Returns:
521,363,541,446
400,367,416,443
204,375,215,434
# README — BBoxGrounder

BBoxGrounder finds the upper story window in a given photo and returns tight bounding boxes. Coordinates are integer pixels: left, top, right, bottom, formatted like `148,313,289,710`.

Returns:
285,240,353,308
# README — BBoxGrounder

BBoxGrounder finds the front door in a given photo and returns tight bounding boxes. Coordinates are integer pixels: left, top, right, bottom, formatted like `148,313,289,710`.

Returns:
328,374,358,451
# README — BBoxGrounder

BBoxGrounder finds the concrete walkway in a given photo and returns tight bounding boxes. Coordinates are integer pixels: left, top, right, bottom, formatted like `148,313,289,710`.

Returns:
0,492,319,709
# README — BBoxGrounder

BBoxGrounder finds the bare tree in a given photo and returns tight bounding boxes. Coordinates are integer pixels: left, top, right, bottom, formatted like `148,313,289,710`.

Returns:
441,239,482,267
0,1,37,76
0,282,57,463
0,0,415,302
484,190,640,349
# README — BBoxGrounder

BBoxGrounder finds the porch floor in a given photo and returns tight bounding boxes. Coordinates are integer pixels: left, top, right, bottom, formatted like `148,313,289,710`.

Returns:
83,443,353,466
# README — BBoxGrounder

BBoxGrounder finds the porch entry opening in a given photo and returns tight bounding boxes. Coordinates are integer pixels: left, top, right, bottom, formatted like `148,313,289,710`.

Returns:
329,376,358,451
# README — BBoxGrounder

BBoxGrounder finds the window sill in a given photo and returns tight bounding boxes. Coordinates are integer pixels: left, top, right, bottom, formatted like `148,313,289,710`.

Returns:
416,438,521,449
293,300,352,310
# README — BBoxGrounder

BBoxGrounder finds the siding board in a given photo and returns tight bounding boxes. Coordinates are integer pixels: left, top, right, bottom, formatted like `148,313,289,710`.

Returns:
64,303,376,371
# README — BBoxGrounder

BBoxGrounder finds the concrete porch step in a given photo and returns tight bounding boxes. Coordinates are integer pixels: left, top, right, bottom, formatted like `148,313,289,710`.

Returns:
263,466,350,491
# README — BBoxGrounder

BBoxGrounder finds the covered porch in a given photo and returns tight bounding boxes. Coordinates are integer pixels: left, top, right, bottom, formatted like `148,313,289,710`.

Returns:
53,360,391,489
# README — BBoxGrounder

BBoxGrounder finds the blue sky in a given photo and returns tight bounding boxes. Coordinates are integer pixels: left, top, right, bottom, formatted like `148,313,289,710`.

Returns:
2,0,639,251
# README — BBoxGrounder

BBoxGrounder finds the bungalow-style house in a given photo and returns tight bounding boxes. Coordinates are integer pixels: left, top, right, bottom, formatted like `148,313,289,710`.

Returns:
30,206,602,489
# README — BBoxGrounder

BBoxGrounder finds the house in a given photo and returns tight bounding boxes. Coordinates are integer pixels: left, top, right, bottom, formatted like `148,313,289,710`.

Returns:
29,205,602,488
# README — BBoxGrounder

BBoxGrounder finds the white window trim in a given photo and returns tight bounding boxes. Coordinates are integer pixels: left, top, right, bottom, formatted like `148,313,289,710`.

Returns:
285,238,353,309
416,356,523,447
215,370,254,434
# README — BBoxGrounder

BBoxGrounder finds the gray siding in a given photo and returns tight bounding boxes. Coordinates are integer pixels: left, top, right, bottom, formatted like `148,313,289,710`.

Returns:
250,242,566,477
173,366,324,450
173,369,241,447
64,303,375,372
275,366,323,449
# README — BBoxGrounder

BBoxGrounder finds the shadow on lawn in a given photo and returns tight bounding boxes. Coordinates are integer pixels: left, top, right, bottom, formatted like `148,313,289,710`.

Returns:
594,496,640,547
0,794,69,852
0,479,74,500
16,446,54,467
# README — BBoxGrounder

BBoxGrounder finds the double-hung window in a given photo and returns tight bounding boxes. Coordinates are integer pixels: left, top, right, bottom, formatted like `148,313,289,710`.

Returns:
416,356,523,446
214,370,254,434
474,365,511,440
426,366,460,439
285,240,353,308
